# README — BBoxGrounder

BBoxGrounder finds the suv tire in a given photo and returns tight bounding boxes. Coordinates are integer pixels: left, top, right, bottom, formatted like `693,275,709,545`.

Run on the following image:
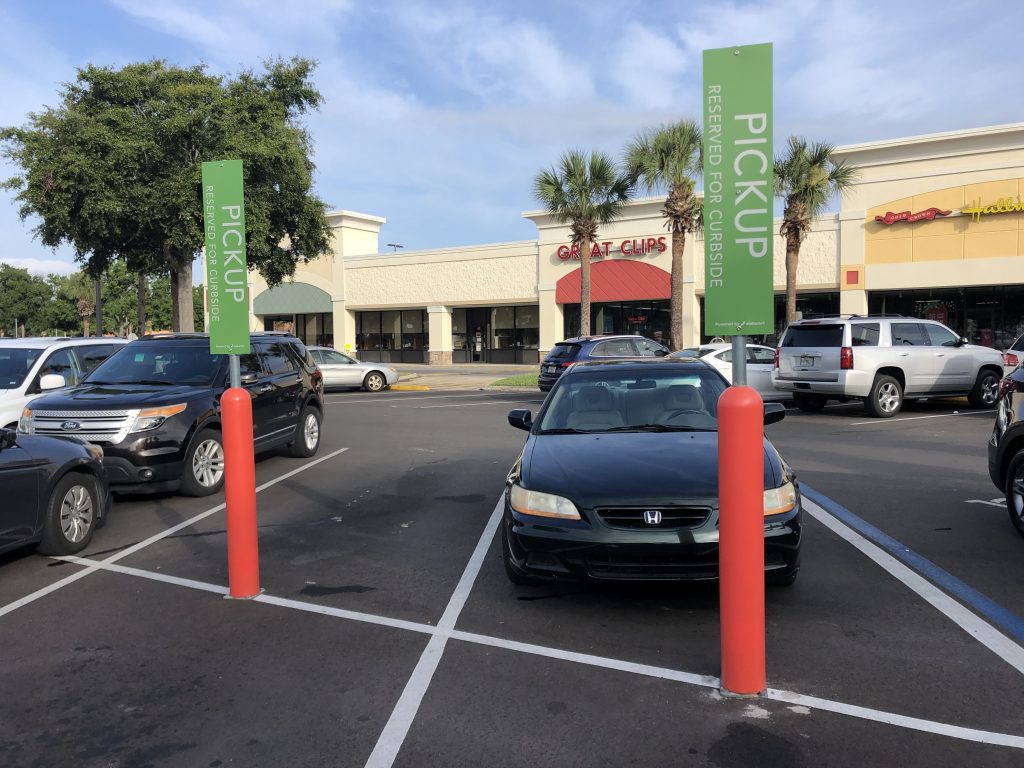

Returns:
967,369,1000,409
38,472,99,555
180,428,225,497
289,405,322,458
792,393,827,413
867,374,902,418
1005,451,1024,538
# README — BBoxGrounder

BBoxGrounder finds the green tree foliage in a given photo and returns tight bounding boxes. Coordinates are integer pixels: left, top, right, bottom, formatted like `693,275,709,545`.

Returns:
534,150,632,337
1,57,333,332
625,120,703,351
775,137,858,324
0,264,52,336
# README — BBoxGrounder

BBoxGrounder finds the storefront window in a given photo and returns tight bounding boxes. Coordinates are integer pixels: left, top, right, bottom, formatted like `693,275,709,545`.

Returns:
380,311,401,350
562,301,671,345
493,306,515,349
359,312,382,350
452,308,468,352
402,310,427,350
515,305,539,349
869,286,1024,349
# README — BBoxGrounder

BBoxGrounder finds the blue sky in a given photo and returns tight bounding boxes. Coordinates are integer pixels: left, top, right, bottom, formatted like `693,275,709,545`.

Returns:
1,0,1022,278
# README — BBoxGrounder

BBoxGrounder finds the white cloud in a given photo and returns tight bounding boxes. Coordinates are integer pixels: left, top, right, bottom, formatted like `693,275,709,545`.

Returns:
394,4,594,104
2,256,78,276
610,23,690,111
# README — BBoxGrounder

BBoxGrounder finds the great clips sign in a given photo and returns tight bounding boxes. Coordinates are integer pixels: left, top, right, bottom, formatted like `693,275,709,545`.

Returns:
557,236,667,260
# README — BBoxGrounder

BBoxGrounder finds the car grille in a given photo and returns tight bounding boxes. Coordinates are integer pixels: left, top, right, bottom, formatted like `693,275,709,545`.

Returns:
594,506,711,530
585,552,719,580
31,409,138,445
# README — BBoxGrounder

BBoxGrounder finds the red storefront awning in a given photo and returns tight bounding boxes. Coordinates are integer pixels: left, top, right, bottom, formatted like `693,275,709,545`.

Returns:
555,259,671,304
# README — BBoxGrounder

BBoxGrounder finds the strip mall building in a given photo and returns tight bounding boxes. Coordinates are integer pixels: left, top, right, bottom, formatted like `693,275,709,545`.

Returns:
216,123,1024,364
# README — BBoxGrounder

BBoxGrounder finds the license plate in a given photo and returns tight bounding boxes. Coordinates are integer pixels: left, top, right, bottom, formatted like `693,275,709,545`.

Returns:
797,355,817,369
544,365,557,373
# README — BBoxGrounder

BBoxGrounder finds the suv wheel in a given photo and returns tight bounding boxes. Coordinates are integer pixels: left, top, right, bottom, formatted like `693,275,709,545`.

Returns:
1005,451,1024,538
867,375,902,418
38,473,99,555
792,393,827,413
180,429,225,497
967,369,1000,409
289,405,322,458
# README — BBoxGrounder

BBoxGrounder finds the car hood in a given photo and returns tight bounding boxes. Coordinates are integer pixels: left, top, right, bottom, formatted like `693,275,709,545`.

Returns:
521,431,781,509
26,383,209,410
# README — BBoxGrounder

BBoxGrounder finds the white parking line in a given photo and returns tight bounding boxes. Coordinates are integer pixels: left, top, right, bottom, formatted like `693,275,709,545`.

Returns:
0,447,350,620
848,411,992,426
45,543,1024,751
364,497,504,768
803,498,1024,675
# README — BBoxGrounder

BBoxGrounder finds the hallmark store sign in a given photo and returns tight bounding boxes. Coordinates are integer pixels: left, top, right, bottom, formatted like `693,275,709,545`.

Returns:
557,236,667,260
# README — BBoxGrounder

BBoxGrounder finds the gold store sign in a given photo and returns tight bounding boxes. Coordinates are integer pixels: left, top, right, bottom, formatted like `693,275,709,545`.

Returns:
961,196,1024,223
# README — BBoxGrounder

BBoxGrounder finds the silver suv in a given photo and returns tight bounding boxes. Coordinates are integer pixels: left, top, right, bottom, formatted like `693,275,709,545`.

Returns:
772,316,1004,417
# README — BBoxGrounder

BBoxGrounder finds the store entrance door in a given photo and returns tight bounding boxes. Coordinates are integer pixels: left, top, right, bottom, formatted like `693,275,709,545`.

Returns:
466,308,490,363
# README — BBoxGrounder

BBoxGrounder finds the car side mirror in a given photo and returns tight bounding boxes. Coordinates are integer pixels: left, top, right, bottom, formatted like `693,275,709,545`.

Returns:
508,408,533,431
655,348,669,357
40,373,67,391
957,337,969,346
0,428,16,450
764,402,786,426
239,372,260,386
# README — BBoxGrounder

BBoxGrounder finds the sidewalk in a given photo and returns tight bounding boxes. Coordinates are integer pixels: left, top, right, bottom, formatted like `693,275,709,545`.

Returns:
393,362,538,391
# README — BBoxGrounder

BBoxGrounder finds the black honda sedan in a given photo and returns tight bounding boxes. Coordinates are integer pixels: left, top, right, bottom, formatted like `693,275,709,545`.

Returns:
0,428,110,557
503,358,801,585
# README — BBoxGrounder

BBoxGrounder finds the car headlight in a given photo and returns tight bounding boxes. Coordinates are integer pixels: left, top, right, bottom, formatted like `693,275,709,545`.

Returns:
129,403,187,433
764,478,798,516
509,483,581,520
18,407,33,434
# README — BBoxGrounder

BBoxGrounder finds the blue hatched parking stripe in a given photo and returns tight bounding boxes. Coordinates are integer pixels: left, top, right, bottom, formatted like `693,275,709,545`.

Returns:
801,484,1024,645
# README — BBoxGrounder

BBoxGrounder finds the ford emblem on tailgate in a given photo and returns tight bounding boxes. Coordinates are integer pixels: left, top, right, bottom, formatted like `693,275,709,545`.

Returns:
61,421,81,431
643,510,662,525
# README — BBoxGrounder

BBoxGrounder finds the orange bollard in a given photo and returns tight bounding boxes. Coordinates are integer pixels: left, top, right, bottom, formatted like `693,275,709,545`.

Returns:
221,387,260,598
718,384,765,695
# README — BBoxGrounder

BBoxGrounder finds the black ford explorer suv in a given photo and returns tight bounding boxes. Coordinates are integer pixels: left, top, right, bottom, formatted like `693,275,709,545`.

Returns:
17,333,324,497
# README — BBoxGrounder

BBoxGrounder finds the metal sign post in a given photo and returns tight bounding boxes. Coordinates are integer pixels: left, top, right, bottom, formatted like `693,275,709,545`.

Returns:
703,42,774,696
202,159,259,599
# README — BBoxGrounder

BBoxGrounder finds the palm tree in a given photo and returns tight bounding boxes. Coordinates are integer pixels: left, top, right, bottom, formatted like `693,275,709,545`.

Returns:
625,120,703,351
775,137,859,324
534,150,632,337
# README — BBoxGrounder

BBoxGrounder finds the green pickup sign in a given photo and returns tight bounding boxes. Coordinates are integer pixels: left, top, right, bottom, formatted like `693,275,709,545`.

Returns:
202,159,250,355
702,43,774,336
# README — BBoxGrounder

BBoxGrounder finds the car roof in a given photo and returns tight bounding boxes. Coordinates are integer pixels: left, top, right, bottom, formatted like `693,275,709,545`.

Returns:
568,358,712,373
555,334,653,345
0,337,127,350
683,342,770,351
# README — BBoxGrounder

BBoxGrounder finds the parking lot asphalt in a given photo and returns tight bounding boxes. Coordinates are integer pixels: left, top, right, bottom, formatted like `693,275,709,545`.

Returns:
1,389,1022,767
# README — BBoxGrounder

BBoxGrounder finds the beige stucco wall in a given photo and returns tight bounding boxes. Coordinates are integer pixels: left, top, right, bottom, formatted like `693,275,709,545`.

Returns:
834,123,1024,315
344,241,538,308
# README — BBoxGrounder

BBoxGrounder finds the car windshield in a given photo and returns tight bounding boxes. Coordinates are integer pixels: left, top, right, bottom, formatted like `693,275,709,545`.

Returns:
0,347,43,389
85,345,222,386
538,368,728,433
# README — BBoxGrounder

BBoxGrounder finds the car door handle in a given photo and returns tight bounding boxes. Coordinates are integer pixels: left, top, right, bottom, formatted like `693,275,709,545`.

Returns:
935,353,945,357
258,384,273,393
898,352,909,356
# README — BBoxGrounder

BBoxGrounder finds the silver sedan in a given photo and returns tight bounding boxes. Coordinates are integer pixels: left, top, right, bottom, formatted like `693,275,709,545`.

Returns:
309,347,399,392
669,342,789,402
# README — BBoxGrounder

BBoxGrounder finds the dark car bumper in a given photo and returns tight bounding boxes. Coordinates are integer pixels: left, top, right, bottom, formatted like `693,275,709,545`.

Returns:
504,496,801,582
101,434,187,494
538,371,563,391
